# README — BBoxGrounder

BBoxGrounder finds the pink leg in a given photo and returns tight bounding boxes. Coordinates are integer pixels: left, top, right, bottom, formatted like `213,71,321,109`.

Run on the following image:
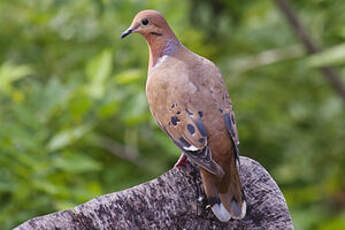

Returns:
174,153,188,168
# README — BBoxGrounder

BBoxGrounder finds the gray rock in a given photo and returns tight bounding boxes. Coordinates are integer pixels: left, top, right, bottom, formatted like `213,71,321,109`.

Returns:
14,157,293,230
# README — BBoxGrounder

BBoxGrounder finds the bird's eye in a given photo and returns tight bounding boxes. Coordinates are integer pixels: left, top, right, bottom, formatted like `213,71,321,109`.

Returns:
141,19,149,25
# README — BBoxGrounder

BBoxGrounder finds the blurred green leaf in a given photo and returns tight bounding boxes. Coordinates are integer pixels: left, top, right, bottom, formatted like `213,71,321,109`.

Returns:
86,49,113,98
54,153,102,173
0,62,32,94
48,124,93,151
114,69,143,84
306,43,345,67
318,215,345,230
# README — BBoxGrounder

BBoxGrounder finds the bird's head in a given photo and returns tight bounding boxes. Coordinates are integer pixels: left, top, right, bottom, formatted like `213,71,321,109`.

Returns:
121,10,176,41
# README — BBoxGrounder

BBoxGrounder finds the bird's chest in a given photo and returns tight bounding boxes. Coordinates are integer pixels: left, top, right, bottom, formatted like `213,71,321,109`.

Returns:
145,62,190,121
146,71,174,116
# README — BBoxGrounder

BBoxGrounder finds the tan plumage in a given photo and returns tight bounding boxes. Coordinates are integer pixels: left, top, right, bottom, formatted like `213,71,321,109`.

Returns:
122,10,246,221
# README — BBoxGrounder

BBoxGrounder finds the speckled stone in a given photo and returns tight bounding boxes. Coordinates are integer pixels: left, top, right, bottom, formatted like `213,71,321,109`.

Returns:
14,157,293,230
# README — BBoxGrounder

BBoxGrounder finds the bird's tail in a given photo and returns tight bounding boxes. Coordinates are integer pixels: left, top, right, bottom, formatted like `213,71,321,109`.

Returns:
218,155,246,220
200,154,246,222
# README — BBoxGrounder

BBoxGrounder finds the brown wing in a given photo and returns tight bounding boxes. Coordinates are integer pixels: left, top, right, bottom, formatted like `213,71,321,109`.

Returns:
147,51,240,176
158,104,225,178
196,59,240,162
158,76,240,177
210,77,240,161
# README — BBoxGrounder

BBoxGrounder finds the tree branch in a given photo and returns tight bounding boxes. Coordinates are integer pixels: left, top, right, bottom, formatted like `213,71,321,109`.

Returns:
14,157,293,230
229,44,305,74
274,0,345,103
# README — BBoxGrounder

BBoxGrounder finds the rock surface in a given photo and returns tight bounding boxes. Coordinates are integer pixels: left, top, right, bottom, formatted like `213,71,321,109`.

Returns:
15,157,293,230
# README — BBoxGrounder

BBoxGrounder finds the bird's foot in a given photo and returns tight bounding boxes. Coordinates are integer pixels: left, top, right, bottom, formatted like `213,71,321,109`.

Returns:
174,153,193,173
174,153,188,168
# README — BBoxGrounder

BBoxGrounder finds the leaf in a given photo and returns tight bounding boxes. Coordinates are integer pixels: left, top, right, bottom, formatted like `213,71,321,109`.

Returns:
122,92,149,125
114,69,143,84
55,201,77,211
86,49,113,98
47,124,93,151
0,62,32,94
33,180,69,196
0,182,15,192
306,43,345,67
318,215,345,230
54,153,102,173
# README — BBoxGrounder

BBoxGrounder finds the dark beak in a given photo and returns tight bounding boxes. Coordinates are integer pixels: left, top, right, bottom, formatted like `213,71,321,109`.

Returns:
121,28,132,39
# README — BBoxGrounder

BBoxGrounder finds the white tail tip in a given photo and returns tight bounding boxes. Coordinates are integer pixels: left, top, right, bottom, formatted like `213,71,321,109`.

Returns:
211,203,231,222
231,200,247,220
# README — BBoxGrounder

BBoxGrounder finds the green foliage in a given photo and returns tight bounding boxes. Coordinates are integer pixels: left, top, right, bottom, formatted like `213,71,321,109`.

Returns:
306,43,345,67
0,0,344,229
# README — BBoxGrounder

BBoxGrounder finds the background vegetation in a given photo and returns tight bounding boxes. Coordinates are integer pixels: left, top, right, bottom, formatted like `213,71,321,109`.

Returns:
1,0,344,229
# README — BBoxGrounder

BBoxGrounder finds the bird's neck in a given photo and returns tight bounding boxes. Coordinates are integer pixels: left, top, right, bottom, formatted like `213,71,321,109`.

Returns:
146,34,180,71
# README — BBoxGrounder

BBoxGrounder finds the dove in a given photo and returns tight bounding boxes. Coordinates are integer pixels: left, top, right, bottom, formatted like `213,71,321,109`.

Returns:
121,10,246,222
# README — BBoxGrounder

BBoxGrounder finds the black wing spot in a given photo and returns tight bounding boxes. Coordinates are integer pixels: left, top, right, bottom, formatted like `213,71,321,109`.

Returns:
198,111,203,118
171,116,180,126
176,111,181,115
179,137,191,147
185,109,193,116
224,113,235,137
195,118,208,137
187,124,195,135
225,113,240,161
171,104,175,109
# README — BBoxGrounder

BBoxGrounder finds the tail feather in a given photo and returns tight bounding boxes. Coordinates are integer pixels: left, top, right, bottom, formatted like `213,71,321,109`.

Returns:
200,153,246,222
218,154,246,219
210,202,231,222
217,185,246,219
